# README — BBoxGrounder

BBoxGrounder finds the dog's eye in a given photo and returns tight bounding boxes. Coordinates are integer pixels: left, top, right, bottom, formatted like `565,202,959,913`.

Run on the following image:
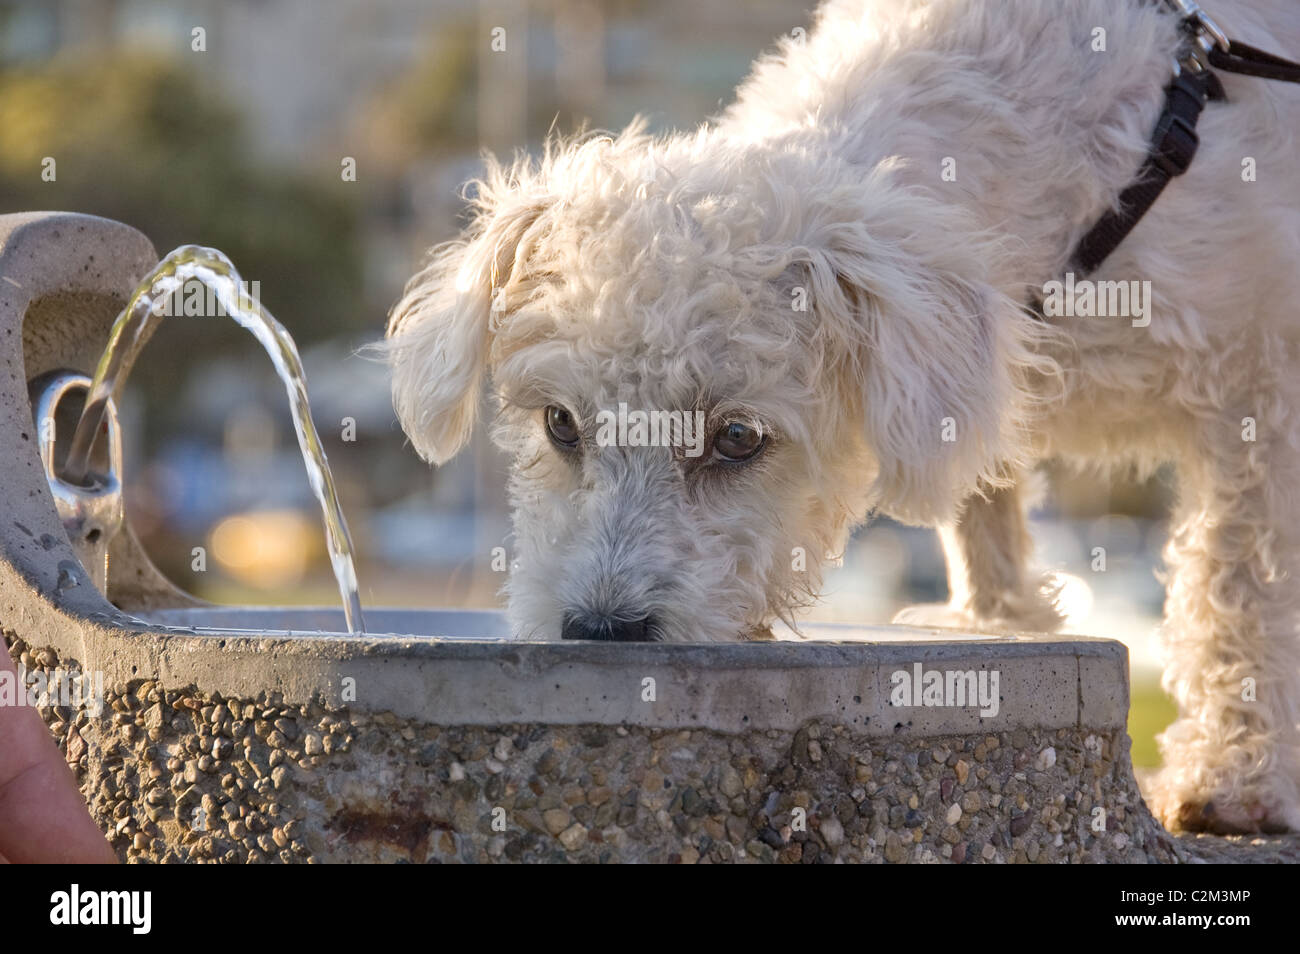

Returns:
545,405,580,448
713,421,765,462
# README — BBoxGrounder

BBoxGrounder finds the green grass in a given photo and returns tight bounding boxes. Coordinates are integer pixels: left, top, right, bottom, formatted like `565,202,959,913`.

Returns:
1128,670,1178,768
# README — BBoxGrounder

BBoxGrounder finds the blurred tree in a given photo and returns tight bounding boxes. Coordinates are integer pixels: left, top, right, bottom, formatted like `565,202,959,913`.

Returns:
0,53,364,444
357,20,480,173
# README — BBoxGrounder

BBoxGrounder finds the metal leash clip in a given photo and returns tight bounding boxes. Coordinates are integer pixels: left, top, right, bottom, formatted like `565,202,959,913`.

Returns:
1167,0,1231,75
30,370,125,595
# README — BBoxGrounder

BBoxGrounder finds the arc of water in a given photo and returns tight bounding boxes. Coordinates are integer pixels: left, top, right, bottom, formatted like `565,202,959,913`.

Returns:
65,245,365,634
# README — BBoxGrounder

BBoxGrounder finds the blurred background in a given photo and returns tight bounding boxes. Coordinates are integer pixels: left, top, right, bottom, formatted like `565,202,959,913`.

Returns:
0,0,1175,764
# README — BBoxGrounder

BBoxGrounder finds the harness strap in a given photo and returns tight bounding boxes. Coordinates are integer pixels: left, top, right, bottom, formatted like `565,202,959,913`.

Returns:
1068,68,1223,276
1049,5,1300,288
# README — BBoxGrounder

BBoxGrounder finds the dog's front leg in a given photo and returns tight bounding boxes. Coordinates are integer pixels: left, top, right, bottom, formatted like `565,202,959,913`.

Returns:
893,478,1063,633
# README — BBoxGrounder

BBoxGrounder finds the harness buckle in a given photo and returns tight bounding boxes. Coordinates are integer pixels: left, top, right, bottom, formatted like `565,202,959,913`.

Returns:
1150,106,1199,178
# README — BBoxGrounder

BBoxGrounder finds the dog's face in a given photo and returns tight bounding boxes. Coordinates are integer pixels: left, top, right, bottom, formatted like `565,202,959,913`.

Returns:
388,131,1039,641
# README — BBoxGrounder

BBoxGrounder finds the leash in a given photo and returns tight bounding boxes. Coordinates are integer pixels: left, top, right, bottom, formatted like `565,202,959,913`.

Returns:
1210,39,1300,82
1064,0,1300,278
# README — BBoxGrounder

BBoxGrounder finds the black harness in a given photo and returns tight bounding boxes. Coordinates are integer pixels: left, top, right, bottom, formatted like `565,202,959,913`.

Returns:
1060,1,1300,280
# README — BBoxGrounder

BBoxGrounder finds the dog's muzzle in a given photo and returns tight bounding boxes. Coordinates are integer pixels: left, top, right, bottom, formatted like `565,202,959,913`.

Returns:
561,613,657,642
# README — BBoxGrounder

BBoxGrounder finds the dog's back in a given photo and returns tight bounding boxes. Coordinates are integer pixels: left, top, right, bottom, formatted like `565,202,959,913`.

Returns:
722,0,1300,454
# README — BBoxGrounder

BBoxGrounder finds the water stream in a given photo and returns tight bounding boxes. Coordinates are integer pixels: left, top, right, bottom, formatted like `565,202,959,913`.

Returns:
64,245,365,634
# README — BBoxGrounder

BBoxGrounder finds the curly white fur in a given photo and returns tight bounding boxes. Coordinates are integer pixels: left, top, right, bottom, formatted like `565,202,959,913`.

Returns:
387,0,1300,834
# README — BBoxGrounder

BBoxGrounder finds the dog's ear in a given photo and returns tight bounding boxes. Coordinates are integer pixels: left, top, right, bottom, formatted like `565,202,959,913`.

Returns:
796,196,1040,525
386,189,552,465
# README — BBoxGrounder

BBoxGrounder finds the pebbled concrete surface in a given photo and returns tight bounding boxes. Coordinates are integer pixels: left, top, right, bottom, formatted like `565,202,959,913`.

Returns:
1175,832,1300,863
6,633,1182,863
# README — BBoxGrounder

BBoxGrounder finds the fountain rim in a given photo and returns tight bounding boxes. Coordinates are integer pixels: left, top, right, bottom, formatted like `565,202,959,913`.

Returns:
31,604,1131,735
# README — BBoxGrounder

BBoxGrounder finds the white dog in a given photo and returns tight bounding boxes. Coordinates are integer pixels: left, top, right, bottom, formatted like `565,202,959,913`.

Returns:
387,0,1300,834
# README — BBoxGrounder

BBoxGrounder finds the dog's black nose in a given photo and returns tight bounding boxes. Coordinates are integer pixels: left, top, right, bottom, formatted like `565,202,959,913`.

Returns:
561,613,656,642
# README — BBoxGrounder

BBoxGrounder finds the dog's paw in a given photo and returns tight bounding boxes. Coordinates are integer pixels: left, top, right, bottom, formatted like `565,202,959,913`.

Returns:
1158,797,1295,835
891,603,973,629
891,594,1063,634
1143,768,1300,834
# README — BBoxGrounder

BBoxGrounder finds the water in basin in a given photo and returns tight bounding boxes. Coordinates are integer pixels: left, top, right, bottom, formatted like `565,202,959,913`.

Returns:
144,607,508,639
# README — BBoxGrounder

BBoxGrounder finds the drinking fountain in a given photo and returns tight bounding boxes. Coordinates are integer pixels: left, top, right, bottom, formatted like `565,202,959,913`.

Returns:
0,211,1187,863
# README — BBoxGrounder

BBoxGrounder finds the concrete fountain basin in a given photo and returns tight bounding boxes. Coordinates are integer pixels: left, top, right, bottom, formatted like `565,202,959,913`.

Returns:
0,211,1189,863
